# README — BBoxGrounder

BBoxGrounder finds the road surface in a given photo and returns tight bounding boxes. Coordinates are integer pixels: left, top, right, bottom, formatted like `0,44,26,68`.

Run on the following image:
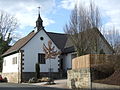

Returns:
0,83,70,90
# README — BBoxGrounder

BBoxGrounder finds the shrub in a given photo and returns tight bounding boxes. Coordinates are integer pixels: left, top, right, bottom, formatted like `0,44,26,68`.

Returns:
35,63,40,79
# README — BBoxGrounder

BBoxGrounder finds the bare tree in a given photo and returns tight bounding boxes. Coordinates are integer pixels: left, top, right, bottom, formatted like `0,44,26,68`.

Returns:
0,11,18,42
89,2,101,28
43,40,61,84
0,11,18,71
103,26,120,54
64,1,101,56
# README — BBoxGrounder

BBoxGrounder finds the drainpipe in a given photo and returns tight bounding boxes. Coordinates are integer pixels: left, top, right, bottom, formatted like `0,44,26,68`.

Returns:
18,51,19,83
19,50,24,83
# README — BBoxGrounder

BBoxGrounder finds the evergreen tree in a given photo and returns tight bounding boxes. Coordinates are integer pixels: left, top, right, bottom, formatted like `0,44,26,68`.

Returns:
35,63,40,79
0,33,12,71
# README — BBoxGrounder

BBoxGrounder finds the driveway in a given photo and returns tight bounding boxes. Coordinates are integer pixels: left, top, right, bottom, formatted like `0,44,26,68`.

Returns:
0,81,70,90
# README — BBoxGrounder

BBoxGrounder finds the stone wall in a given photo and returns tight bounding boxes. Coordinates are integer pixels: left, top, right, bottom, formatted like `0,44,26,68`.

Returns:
2,72,62,83
67,68,91,89
67,54,117,89
2,72,21,83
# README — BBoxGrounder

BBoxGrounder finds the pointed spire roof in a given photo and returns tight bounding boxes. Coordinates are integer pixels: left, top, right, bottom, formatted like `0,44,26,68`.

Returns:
36,7,43,31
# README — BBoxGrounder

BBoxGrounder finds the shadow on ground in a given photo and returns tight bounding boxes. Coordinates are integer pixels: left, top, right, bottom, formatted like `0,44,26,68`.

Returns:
0,87,120,90
0,87,70,90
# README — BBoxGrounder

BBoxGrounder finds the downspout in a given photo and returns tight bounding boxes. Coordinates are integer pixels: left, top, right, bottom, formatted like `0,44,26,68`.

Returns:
18,51,19,83
20,50,24,83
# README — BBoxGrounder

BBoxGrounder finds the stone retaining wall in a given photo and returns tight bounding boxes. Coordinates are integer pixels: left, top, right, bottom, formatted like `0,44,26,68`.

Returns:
2,72,21,83
2,72,62,83
67,68,91,89
67,54,118,89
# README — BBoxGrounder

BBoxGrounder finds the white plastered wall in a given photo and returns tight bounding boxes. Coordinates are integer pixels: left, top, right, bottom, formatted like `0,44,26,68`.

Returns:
2,52,21,73
21,30,59,72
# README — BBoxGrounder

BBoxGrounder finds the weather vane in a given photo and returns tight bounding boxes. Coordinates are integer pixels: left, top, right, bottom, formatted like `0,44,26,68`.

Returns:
38,6,40,14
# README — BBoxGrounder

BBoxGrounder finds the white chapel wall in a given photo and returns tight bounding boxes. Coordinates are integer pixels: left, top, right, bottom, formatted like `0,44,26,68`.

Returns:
2,52,21,73
21,30,59,73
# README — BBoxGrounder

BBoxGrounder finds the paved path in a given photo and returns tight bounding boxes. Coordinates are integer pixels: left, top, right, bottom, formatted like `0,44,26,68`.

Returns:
31,79,69,89
0,82,70,90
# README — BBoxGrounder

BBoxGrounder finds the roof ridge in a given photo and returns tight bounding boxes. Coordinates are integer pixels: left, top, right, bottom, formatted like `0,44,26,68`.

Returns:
47,31,67,35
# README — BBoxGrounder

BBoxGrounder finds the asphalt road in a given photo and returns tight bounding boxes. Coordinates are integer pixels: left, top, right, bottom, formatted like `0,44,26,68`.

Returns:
0,83,70,90
0,87,70,90
1,83,120,90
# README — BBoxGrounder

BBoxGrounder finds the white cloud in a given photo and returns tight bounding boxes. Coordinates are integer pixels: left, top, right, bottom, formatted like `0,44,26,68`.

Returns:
60,0,76,10
60,0,120,31
93,0,120,30
60,0,90,10
0,0,56,29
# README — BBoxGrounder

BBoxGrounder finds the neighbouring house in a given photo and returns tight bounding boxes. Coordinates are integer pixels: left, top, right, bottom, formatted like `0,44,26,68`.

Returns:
2,12,114,83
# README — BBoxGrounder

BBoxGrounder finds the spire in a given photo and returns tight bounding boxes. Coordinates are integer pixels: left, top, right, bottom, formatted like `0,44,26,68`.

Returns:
36,7,43,31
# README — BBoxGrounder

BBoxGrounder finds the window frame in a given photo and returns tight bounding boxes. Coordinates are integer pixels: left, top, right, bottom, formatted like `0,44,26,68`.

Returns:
38,53,45,64
12,57,17,64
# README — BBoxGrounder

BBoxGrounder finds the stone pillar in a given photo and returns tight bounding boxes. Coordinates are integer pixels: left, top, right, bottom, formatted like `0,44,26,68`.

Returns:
67,68,91,89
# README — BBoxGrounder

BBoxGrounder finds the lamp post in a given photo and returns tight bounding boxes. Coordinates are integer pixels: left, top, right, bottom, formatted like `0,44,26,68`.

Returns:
43,40,61,84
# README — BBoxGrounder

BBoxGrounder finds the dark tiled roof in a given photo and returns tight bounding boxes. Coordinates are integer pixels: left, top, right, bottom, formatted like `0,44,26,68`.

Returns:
63,46,75,54
2,30,68,56
2,31,35,57
63,28,114,54
64,36,74,48
47,32,67,51
2,28,114,57
94,28,114,52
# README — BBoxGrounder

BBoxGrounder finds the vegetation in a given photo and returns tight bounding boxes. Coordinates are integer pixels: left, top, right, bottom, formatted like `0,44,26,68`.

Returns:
0,11,18,71
35,63,40,79
64,1,120,56
103,27,120,54
64,1,101,56
0,35,11,71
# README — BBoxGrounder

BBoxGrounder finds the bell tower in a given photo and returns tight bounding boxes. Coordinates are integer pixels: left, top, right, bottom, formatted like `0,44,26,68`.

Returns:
36,7,43,31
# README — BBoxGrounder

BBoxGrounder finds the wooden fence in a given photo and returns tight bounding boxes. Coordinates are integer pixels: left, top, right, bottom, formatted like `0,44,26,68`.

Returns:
72,54,117,69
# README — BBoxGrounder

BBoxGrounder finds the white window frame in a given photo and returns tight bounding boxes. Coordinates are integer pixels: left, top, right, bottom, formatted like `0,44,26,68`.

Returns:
12,57,17,64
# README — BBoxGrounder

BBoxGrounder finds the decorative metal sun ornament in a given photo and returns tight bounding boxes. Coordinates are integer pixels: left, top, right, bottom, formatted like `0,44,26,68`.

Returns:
43,40,61,59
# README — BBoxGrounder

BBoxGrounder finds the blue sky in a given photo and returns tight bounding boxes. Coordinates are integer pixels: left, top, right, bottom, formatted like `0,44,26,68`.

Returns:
0,0,120,39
